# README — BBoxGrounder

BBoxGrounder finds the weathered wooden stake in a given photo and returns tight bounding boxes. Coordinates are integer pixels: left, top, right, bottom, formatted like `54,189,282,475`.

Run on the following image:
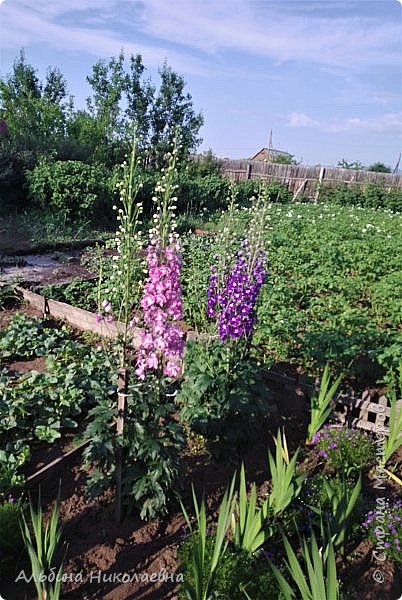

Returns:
115,367,128,522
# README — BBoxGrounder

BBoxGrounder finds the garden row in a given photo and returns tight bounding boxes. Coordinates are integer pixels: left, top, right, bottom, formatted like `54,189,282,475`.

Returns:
37,198,402,380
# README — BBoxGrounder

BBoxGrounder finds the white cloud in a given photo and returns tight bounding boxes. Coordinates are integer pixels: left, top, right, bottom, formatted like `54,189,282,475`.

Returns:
0,0,400,74
325,113,402,133
287,112,320,128
286,111,402,134
0,0,209,75
139,0,401,69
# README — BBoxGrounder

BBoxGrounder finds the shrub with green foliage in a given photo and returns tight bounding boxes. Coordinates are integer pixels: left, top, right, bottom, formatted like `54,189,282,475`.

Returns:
176,173,230,215
0,145,36,211
26,159,116,221
318,182,402,212
234,179,293,206
185,150,223,177
311,425,375,474
177,340,271,456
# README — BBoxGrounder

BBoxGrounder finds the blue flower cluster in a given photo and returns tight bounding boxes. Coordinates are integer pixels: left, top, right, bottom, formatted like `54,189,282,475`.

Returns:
206,245,266,341
363,499,402,558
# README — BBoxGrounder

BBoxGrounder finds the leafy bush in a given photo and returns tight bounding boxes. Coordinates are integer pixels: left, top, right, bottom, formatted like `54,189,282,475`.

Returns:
0,145,36,211
176,173,230,215
84,375,183,520
228,179,292,207
185,150,223,177
318,182,402,212
177,340,272,456
26,159,116,221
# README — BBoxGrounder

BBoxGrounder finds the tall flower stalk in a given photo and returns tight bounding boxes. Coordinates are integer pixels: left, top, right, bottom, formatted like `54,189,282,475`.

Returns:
84,134,185,520
207,183,269,350
135,137,185,381
102,125,143,367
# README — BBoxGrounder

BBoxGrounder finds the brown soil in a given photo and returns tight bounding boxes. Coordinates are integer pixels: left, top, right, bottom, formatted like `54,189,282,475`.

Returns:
0,304,42,330
3,431,401,600
0,305,401,599
6,356,48,374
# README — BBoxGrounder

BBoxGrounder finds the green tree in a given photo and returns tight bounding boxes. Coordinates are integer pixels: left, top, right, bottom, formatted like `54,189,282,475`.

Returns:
123,54,155,149
271,153,298,165
84,51,126,164
337,158,365,170
148,62,203,167
366,162,391,173
82,52,203,166
0,51,72,208
1,49,204,173
0,50,68,151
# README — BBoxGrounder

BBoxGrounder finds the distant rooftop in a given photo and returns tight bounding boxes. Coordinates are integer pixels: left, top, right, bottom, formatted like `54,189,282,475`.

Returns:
250,147,292,161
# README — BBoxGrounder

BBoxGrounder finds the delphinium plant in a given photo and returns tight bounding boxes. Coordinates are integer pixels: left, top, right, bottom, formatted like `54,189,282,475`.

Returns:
134,139,184,382
206,183,267,348
178,184,272,454
84,133,185,520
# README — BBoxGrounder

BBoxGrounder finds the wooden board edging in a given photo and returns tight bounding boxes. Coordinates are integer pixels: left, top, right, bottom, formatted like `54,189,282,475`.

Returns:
15,285,142,346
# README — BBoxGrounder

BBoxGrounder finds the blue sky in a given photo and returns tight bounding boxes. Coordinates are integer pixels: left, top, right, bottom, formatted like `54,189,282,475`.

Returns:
0,0,401,167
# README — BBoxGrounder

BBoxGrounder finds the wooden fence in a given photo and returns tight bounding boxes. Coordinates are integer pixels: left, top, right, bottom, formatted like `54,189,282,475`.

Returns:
220,160,402,199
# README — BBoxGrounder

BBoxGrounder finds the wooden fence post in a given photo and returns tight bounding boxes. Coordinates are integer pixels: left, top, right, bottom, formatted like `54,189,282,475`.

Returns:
314,167,325,202
115,367,129,522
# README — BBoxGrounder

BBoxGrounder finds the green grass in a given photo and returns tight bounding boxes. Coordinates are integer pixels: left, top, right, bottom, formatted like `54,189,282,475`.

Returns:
0,208,113,253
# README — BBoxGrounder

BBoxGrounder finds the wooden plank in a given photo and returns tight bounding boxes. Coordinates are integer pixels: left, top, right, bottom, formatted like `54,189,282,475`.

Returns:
314,166,325,202
15,285,142,346
5,439,90,496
